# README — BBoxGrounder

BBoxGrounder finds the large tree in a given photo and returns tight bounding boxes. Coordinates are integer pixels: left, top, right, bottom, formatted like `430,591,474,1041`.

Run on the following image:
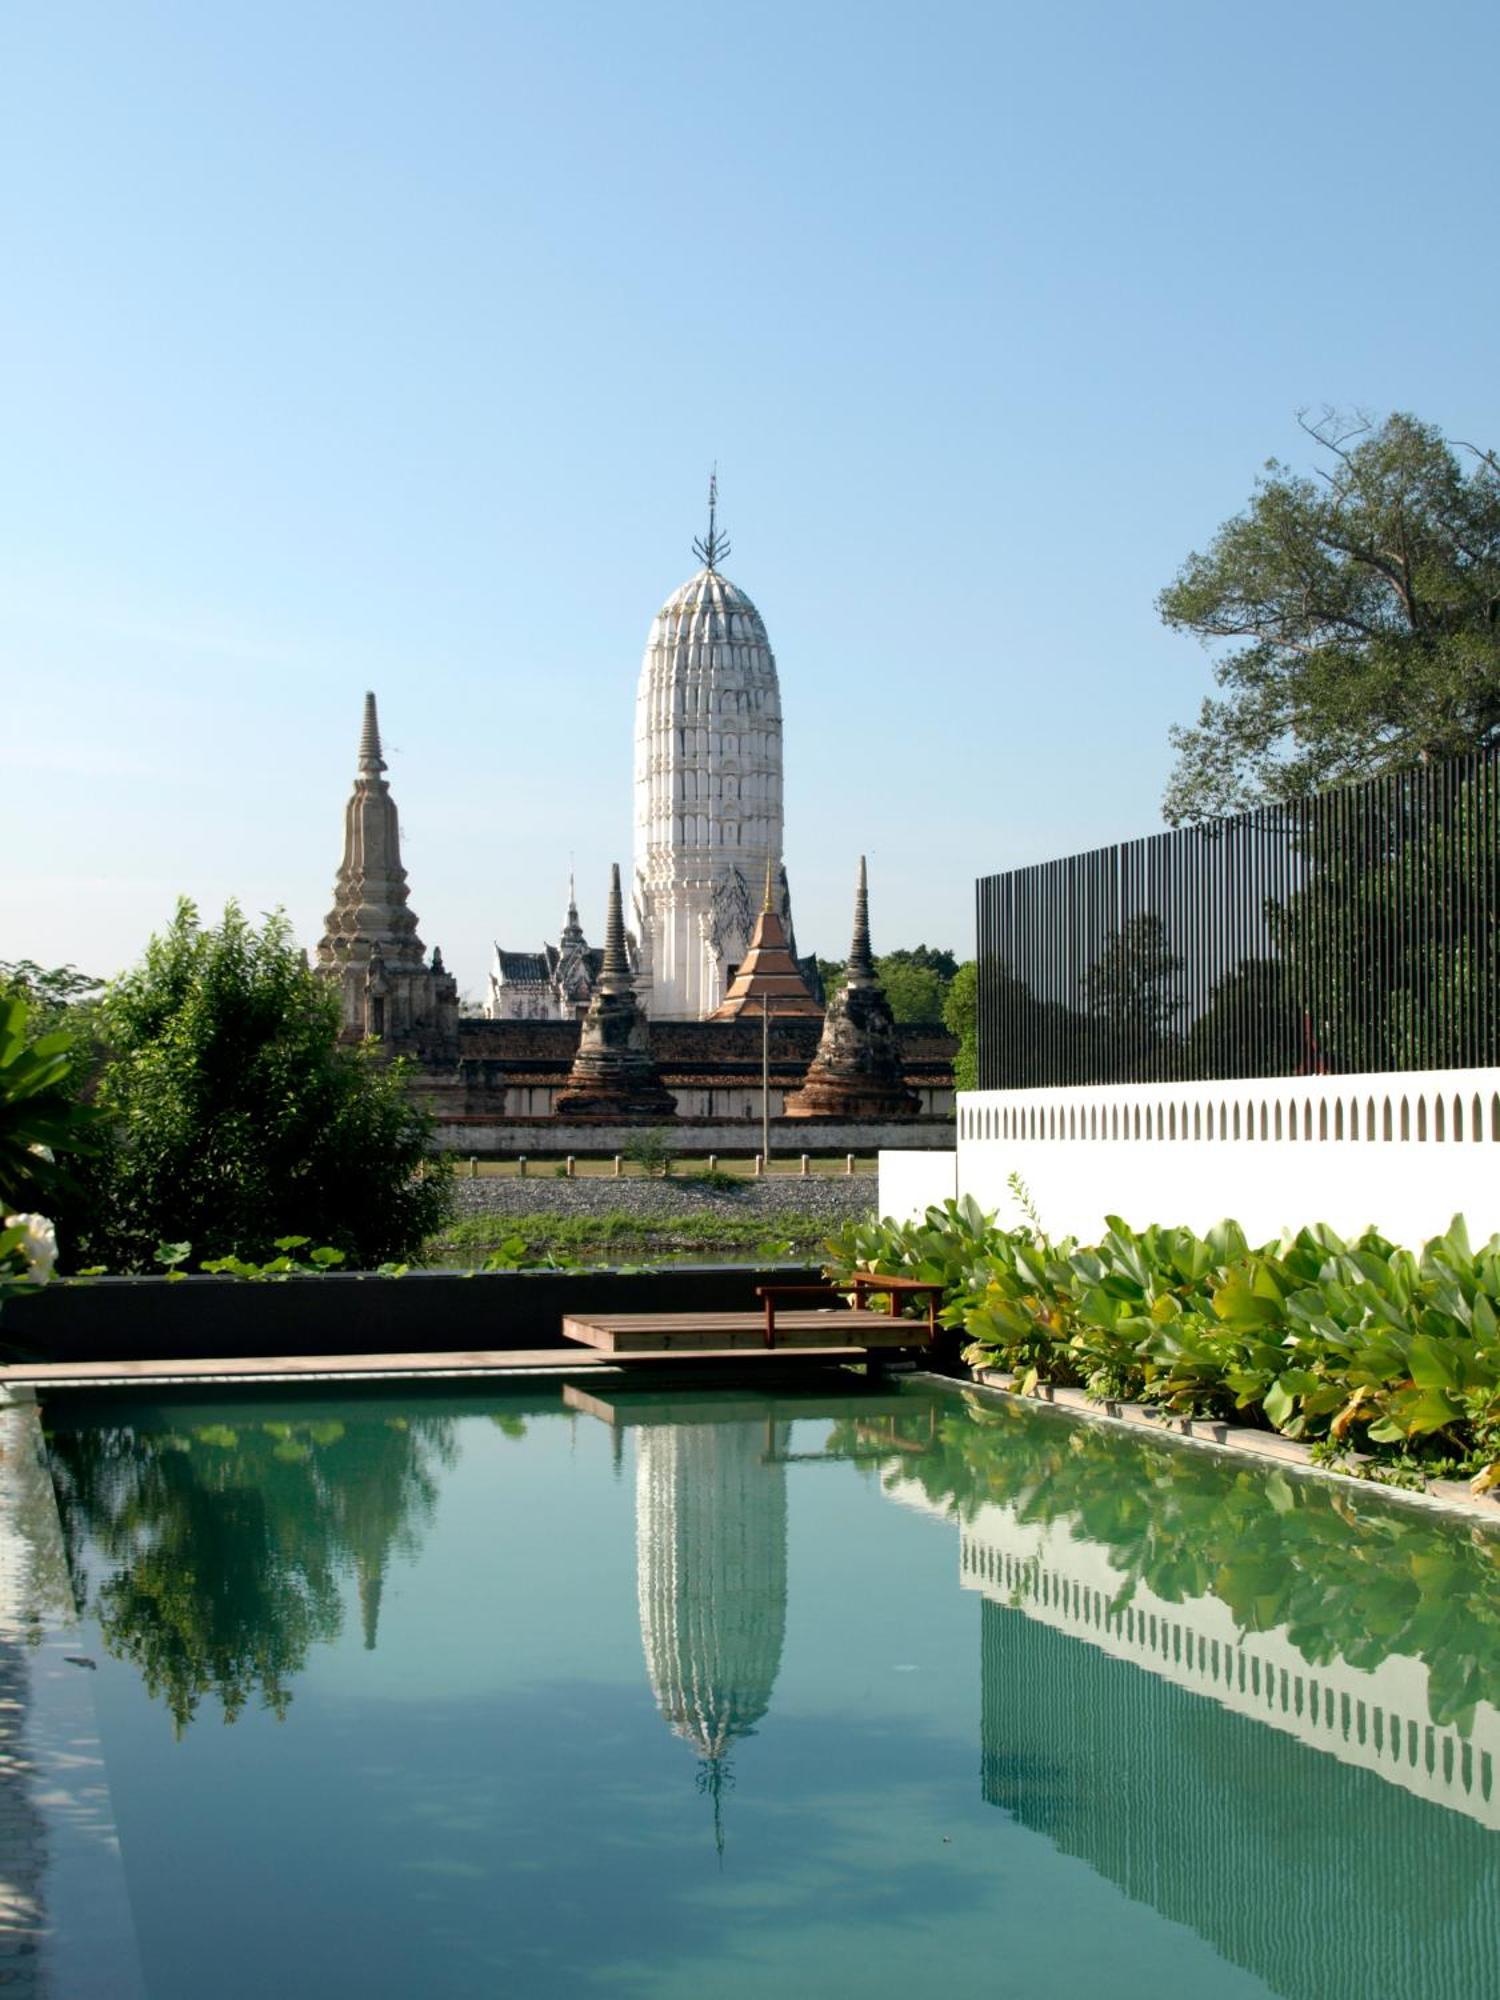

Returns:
1160,411,1500,824
60,901,452,1270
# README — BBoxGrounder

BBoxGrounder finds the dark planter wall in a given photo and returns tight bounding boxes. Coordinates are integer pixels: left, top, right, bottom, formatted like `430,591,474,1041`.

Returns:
3,1265,825,1365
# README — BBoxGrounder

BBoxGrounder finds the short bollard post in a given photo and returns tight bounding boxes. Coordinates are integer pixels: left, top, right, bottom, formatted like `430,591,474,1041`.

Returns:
518,1155,527,1179
754,1153,764,1178
613,1154,622,1179
566,1155,575,1178
846,1152,855,1176
708,1153,717,1174
469,1156,478,1180
800,1153,810,1177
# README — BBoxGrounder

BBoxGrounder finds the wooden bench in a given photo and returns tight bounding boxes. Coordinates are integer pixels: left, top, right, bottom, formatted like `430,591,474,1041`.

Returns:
756,1274,946,1349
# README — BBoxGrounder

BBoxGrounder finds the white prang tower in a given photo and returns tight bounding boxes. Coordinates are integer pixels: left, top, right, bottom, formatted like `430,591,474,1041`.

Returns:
632,479,790,1019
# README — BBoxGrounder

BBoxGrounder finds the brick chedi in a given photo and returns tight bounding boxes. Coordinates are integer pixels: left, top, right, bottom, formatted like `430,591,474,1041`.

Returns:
552,864,677,1120
783,857,919,1119
316,692,457,1052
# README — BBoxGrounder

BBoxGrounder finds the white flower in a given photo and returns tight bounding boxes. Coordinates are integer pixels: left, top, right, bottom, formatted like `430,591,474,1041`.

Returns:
3,1214,57,1285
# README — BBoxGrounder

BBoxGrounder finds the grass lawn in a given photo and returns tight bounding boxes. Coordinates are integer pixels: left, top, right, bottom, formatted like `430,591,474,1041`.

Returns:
423,1206,846,1267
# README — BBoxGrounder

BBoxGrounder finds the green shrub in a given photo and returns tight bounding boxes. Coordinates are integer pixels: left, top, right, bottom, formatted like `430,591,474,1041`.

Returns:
0,992,100,1213
623,1128,674,1178
57,901,452,1271
824,1203,1500,1490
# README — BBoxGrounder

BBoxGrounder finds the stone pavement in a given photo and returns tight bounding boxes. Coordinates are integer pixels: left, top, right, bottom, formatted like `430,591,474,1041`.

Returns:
448,1169,877,1225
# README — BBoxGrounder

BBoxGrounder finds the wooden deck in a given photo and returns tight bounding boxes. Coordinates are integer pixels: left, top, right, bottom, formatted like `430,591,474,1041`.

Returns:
561,1308,922,1354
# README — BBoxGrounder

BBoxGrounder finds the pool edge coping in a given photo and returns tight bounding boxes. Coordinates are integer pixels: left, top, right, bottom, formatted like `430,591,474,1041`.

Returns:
0,1392,148,1997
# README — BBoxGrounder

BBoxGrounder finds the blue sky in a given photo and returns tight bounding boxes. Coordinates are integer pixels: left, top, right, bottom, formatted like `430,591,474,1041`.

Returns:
4,0,1497,999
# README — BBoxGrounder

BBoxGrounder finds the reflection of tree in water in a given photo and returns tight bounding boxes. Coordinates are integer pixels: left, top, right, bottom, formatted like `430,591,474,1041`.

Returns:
46,1411,459,1733
832,1391,1500,1733
634,1421,789,1855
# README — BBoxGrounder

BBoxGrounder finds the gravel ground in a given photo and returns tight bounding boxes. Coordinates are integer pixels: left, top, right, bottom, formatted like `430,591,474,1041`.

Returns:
448,1173,877,1226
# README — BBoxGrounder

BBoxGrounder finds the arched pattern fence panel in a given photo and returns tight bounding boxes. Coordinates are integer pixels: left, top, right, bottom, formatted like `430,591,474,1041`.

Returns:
957,1072,1500,1152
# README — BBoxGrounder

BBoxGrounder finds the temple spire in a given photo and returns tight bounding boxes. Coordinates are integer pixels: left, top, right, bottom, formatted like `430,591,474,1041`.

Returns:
560,866,585,948
692,466,731,572
783,856,918,1120
708,876,821,1020
551,863,676,1119
599,862,631,991
846,855,875,986
358,690,386,777
316,692,458,1055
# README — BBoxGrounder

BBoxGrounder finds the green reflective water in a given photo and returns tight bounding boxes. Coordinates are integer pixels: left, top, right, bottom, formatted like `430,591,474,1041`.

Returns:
42,1381,1500,1999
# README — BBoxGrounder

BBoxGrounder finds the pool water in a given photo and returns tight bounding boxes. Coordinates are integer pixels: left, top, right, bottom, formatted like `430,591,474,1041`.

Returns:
41,1379,1500,1999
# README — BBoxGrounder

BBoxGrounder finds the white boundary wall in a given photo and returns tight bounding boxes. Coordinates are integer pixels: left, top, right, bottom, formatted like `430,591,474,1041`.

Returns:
953,1067,1500,1243
877,1149,956,1222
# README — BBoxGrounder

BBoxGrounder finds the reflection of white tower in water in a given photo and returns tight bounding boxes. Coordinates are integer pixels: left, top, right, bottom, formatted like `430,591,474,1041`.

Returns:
636,1420,789,1851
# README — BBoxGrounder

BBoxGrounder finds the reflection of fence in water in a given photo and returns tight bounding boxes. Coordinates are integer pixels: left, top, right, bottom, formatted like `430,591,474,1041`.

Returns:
887,1479,1500,1831
887,1473,1500,2000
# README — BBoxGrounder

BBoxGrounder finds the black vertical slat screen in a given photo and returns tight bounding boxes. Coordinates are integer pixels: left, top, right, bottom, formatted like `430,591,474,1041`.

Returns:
976,746,1500,1089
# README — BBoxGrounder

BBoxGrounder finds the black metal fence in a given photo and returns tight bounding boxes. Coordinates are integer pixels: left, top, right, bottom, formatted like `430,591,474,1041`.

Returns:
976,748,1500,1088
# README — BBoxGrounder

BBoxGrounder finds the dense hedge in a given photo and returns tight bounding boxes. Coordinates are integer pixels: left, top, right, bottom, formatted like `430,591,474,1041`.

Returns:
824,1200,1500,1491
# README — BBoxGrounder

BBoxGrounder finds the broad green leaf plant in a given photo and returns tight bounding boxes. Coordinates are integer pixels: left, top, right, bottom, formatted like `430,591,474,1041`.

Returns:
824,1205,1500,1494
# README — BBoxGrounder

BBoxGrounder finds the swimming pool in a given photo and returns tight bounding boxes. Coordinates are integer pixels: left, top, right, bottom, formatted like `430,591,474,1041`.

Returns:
33,1378,1500,1997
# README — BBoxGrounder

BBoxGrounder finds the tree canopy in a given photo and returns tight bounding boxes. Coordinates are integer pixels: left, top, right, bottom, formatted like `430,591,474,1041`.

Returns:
817,945,961,1025
941,962,977,1089
59,901,451,1270
1160,411,1500,823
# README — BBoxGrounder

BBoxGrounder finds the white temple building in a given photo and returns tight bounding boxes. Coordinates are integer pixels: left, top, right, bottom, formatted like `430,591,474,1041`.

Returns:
485,878,635,1020
632,484,796,1019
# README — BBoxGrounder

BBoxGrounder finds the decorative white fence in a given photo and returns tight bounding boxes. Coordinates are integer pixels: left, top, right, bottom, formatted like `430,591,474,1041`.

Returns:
951,1067,1500,1241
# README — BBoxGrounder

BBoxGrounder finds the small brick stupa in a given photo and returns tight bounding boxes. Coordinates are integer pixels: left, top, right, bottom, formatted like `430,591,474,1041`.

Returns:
783,857,919,1119
553,864,677,1120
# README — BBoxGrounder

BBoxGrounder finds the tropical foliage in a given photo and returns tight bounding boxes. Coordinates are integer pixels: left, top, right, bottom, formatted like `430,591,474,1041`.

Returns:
824,1200,1500,1490
0,991,100,1212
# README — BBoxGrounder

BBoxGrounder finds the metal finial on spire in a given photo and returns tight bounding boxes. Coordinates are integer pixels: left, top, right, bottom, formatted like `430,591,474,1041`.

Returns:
699,1756,730,1863
358,691,386,776
692,465,731,572
560,864,585,947
846,855,874,982
761,854,776,914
